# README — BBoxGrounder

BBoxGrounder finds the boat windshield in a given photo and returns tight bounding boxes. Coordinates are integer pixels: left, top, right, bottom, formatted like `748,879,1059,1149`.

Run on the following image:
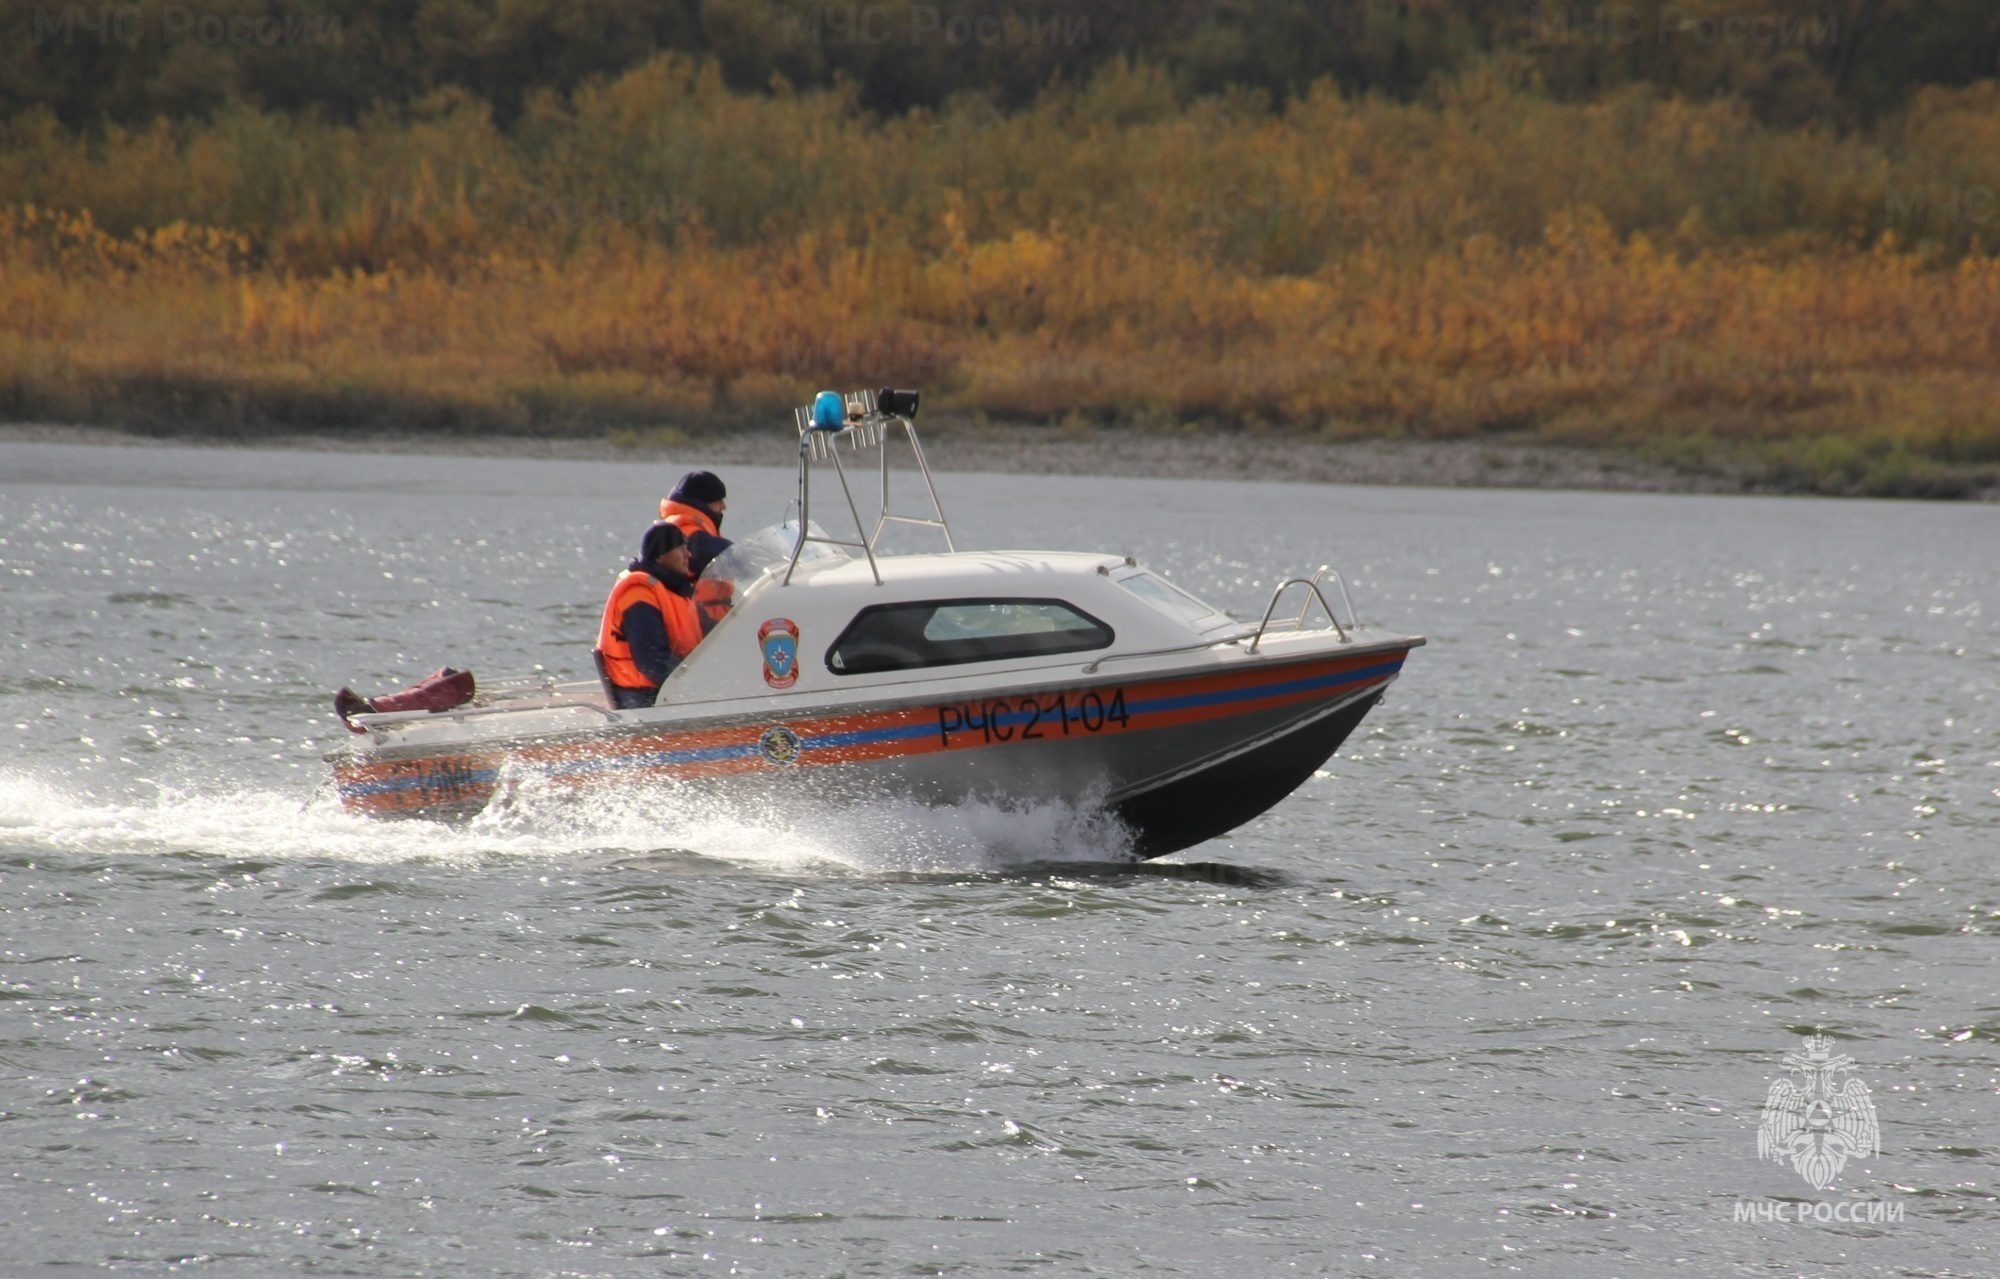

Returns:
705,520,850,595
1117,570,1234,632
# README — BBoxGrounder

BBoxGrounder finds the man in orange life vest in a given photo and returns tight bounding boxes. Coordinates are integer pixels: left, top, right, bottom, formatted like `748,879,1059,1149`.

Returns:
659,470,734,626
594,521,706,710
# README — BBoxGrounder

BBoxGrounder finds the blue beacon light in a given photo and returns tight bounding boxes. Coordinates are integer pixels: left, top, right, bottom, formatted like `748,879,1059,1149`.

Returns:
810,390,846,431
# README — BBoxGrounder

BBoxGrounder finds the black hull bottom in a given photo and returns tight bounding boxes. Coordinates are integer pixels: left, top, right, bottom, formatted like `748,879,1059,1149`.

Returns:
1113,692,1383,860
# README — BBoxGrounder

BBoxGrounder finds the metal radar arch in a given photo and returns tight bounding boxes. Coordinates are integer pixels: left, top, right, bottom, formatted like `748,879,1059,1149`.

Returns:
785,388,955,586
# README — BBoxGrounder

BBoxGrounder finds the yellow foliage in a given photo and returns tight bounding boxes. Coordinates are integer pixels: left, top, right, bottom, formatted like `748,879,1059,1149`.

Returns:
3,65,2000,481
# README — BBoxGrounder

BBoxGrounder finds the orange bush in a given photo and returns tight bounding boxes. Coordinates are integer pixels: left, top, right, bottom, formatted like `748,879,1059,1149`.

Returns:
4,61,1999,492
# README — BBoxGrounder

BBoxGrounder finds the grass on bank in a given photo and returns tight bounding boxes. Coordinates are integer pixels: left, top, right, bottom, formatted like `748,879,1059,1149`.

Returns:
5,60,2000,496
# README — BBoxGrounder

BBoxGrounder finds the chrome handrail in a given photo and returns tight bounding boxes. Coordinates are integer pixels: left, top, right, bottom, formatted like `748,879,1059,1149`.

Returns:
1080,629,1257,674
1084,565,1360,671
1305,564,1359,630
1249,578,1347,652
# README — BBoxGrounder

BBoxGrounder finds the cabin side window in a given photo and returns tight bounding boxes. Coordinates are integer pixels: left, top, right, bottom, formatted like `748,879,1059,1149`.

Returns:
826,598,1115,675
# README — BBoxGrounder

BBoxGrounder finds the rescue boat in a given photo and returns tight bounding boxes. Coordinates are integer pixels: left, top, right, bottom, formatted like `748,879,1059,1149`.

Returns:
326,390,1424,859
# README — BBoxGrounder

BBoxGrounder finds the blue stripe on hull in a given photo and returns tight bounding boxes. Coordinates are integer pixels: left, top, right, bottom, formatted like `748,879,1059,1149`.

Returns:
339,655,1406,802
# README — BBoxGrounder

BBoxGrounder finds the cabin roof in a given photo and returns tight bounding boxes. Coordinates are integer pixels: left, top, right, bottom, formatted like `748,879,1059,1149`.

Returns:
792,549,1132,592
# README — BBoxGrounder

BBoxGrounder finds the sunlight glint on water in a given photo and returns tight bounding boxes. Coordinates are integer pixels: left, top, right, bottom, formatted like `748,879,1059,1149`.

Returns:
1,440,1994,1278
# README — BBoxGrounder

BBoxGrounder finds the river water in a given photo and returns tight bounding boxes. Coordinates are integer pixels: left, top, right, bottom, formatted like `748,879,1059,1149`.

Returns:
1,439,1994,1277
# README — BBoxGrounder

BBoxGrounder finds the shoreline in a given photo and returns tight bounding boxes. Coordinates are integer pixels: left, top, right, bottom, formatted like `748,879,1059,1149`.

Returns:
6,419,1995,500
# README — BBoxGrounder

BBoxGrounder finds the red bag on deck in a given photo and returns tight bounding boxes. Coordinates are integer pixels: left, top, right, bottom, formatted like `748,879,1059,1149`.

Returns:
334,667,476,732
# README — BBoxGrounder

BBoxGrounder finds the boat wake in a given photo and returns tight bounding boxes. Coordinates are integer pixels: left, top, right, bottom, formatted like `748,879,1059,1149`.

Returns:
0,767,1137,875
460,766,1139,874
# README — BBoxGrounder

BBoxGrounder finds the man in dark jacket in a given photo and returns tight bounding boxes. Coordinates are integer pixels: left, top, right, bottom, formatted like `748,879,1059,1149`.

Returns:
659,470,733,579
594,521,706,709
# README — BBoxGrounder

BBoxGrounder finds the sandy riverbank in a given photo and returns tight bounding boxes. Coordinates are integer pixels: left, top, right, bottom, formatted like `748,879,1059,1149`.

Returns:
2,419,1825,497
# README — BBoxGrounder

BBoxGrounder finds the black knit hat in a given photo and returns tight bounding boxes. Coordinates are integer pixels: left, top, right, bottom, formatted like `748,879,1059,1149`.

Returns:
670,470,727,507
640,520,687,563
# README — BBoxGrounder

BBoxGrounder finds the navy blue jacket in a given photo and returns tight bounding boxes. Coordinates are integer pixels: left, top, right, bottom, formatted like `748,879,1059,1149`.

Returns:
621,562,697,686
664,497,732,579
687,527,731,579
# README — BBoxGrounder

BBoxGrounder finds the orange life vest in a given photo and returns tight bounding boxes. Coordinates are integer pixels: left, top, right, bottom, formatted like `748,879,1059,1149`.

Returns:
694,579,733,628
593,570,703,690
659,499,720,540
660,499,733,625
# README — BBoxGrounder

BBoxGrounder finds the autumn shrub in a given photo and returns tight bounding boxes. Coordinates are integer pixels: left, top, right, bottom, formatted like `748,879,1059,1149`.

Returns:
4,58,1999,494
